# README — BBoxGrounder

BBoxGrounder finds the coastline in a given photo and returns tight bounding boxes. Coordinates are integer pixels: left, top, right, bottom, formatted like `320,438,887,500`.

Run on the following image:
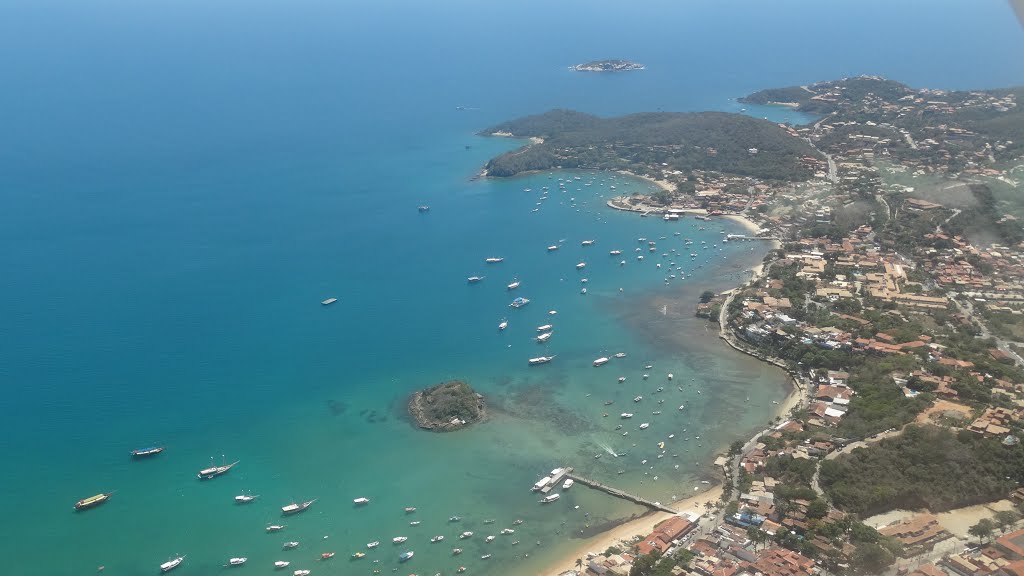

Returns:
541,485,724,576
539,178,798,576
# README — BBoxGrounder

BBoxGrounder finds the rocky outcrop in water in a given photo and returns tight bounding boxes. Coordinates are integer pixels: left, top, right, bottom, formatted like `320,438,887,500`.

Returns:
409,380,485,431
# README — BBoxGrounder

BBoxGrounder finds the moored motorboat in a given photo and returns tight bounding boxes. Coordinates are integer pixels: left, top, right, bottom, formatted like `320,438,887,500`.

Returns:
467,276,485,283
620,413,633,418
417,205,430,212
321,297,337,306
351,551,365,559
282,499,317,515
581,239,595,246
227,557,247,567
160,556,185,573
235,494,259,504
507,280,520,290
431,535,444,543
366,541,380,549
74,492,112,511
393,536,408,544
283,542,299,550
459,531,473,539
266,525,286,532
562,479,574,489
452,548,463,555
485,257,504,263
293,571,310,576
509,296,530,308
197,459,239,480
576,262,586,269
481,554,492,560
131,446,164,458
404,506,416,513
274,560,290,569
540,493,560,503
536,324,553,332
613,352,626,358
353,497,370,505
528,355,555,365
449,516,462,522
485,535,496,542
320,552,335,560
399,551,414,562
498,319,508,331
547,245,559,251
512,519,523,525
536,332,552,343
593,357,609,366
500,528,515,535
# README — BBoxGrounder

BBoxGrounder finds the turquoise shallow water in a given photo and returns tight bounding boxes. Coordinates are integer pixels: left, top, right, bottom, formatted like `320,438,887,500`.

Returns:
1,1,1022,574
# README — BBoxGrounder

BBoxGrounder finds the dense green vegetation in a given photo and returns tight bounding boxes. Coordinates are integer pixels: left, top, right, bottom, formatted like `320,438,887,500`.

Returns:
482,109,819,181
409,380,484,429
819,425,1024,516
944,183,1024,245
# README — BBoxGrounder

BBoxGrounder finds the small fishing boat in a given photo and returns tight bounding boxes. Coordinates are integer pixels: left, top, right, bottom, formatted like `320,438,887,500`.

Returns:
547,245,559,251
366,541,380,549
459,531,473,539
485,257,504,263
452,548,463,555
351,552,365,559
160,556,185,573
540,493,560,503
409,521,420,526
404,507,416,513
274,560,290,569
282,499,317,515
399,551,414,562
501,528,515,535
393,536,408,544
581,239,595,246
235,494,259,504
197,459,239,480
593,357,609,367
131,446,164,458
640,423,650,430
467,276,485,283
498,319,508,331
562,479,574,489
74,492,112,511
576,262,586,269
431,535,444,543
266,525,286,532
512,519,523,525
507,280,520,290
321,298,338,306
353,497,370,505
536,324,553,332
481,554,492,560
536,332,552,343
483,519,495,524
528,355,555,365
227,558,247,567
485,535,495,543
449,516,462,522
620,413,633,418
417,205,430,213
509,296,530,308
320,552,335,560
283,542,299,550
293,571,310,576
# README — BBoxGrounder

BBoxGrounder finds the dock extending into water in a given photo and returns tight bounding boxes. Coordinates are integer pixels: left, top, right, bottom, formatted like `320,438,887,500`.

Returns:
540,467,572,494
564,471,678,514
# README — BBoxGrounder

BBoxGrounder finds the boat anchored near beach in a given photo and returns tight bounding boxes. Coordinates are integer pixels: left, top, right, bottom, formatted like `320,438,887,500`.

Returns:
74,492,112,511
197,458,238,480
131,446,164,458
281,499,317,515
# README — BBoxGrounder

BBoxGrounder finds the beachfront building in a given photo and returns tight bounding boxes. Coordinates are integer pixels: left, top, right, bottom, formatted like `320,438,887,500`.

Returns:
877,514,952,557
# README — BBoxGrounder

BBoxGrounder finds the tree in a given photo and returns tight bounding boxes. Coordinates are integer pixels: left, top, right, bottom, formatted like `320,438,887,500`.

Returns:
851,542,895,575
700,290,716,304
969,518,995,544
747,526,768,550
806,498,829,519
995,510,1020,534
629,551,661,576
575,558,584,572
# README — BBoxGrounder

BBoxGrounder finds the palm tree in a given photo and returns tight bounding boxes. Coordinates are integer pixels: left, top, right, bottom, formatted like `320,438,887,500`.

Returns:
575,557,584,572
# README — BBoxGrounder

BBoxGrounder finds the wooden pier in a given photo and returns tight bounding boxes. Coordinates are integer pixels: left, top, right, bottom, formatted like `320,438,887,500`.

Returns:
564,471,678,514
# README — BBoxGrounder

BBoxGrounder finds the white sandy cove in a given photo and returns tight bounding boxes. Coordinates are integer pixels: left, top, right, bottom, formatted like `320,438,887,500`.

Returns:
541,484,724,576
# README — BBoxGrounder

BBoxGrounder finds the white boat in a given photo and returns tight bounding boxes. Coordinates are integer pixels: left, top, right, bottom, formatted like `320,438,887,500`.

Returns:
547,245,559,251
501,528,515,535
593,357,610,367
235,494,258,504
640,423,650,429
409,521,420,526
459,531,474,539
507,280,520,290
282,499,317,515
228,558,247,566
580,288,587,294
536,324,553,332
576,262,586,269
366,541,380,549
536,332,552,343
399,551,414,562
467,276,485,283
620,413,633,418
528,356,555,365
540,493,560,503
509,297,530,308
293,571,310,576
581,239,595,246
160,556,185,573
613,352,626,358
481,554,492,560
618,377,626,383
283,542,299,550
404,507,416,513
562,479,574,489
321,298,337,306
393,536,408,544
485,535,496,543
453,548,463,555
274,560,290,569
498,319,508,331
485,257,504,263
634,396,643,402
431,535,445,543
266,525,286,532
610,250,622,255
353,497,370,505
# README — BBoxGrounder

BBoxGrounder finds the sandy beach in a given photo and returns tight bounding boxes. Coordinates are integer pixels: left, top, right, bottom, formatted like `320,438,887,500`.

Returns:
541,485,724,576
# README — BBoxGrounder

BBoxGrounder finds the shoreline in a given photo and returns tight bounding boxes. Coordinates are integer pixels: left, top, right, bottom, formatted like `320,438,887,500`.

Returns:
539,179,798,575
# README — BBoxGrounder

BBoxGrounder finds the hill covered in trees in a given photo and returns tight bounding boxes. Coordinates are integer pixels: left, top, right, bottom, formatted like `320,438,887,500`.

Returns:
481,109,820,181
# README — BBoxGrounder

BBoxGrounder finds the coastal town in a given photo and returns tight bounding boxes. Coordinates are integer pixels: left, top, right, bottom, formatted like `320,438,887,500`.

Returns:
546,77,1024,576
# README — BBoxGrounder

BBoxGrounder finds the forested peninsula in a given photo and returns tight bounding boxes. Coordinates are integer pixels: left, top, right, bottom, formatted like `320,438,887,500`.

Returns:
480,109,819,182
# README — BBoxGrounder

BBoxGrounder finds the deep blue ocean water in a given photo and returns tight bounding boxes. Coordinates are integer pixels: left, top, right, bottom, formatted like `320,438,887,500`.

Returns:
1,1,1022,574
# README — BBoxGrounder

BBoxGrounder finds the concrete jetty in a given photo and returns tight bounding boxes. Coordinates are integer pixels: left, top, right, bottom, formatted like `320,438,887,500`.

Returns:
564,471,678,514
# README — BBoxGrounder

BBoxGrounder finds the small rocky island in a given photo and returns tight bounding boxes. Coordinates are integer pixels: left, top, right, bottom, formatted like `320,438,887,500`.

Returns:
571,59,645,72
408,380,486,431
